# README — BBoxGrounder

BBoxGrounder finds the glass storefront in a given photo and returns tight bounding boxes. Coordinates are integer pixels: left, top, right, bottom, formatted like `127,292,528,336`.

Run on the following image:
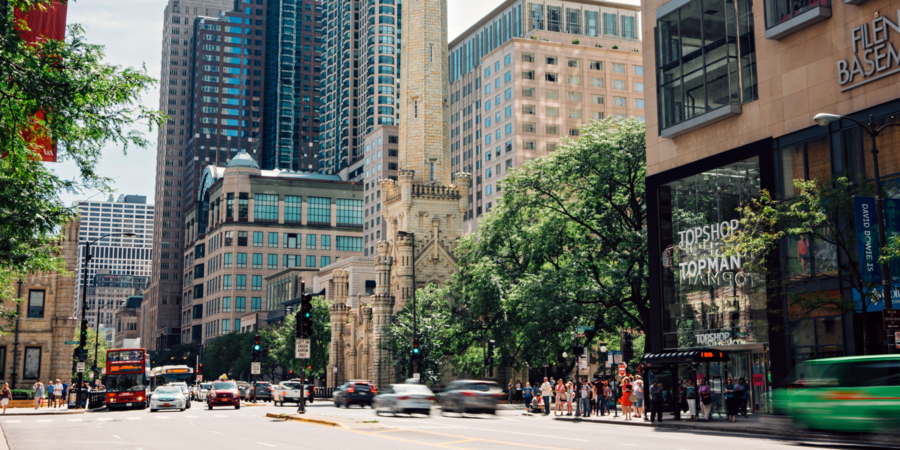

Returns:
658,157,768,350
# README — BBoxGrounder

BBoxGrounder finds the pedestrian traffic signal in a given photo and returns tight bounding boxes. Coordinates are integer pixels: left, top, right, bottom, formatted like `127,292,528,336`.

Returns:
296,293,313,338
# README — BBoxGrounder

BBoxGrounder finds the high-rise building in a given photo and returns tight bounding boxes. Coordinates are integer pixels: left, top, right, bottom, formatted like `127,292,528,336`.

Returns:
262,0,324,172
319,0,401,174
84,272,150,331
75,195,154,319
448,0,642,232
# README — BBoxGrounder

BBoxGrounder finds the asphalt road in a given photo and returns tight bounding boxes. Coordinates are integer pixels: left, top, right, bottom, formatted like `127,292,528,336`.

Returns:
0,401,884,450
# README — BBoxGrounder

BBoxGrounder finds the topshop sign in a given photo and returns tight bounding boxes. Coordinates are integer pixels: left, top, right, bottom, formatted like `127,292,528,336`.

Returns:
839,9,900,91
677,219,760,287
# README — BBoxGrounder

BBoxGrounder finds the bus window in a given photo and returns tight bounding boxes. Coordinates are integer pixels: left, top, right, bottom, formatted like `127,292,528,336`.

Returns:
845,361,900,387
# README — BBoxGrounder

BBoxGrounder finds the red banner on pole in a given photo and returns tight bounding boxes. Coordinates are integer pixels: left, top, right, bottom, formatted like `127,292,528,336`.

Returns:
14,1,69,162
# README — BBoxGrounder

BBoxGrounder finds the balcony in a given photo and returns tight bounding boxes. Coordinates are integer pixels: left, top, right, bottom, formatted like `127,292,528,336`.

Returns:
765,0,831,40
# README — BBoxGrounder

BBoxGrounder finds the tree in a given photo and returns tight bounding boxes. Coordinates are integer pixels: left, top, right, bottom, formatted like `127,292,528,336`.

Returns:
722,177,883,354
446,118,649,380
0,0,161,321
380,284,450,385
72,327,108,379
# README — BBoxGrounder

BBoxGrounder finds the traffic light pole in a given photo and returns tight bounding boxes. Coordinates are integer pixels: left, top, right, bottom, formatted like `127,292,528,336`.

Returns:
75,240,92,409
297,363,306,414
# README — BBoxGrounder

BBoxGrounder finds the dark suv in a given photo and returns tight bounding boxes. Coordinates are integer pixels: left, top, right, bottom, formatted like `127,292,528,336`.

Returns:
333,381,377,408
244,382,274,402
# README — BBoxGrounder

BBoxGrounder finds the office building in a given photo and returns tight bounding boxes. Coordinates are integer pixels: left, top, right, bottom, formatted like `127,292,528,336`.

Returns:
448,0,643,231
75,195,154,319
642,0,900,415
84,272,151,331
180,151,363,345
114,296,143,349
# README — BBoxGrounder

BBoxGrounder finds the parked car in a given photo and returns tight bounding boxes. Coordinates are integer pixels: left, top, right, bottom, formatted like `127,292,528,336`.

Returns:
440,380,501,415
374,383,436,416
243,382,274,402
168,382,191,409
207,380,241,410
333,380,377,408
150,386,187,412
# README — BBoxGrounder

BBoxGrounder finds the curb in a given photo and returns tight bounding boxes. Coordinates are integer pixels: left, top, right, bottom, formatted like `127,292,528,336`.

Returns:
265,412,349,429
552,416,897,446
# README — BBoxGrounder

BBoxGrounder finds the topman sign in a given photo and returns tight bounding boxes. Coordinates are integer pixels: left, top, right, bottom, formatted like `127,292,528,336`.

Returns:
839,10,900,91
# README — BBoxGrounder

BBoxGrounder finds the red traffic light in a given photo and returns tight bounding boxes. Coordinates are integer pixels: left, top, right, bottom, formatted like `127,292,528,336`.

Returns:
307,366,311,370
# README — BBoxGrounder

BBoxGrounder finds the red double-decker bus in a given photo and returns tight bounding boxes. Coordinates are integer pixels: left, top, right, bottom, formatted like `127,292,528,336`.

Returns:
105,348,149,410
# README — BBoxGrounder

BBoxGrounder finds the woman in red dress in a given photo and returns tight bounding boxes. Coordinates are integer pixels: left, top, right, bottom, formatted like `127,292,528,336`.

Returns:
621,377,634,420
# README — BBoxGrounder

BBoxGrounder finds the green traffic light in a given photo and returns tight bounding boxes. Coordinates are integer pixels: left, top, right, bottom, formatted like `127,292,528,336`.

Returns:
254,345,260,351
413,348,419,354
304,312,310,318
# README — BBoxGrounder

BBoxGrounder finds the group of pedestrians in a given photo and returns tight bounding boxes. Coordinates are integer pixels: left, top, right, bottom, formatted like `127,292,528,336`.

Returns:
29,379,68,410
530,376,636,418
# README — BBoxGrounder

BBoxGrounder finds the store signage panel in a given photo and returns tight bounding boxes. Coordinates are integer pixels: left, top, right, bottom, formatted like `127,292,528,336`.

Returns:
840,10,900,91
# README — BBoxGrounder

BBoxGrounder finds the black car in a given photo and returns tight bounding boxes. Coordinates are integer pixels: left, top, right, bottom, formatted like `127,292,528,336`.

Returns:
243,382,274,401
333,381,376,408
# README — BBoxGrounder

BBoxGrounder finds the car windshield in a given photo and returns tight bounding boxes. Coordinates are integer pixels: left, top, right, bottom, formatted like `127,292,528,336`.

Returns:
353,383,371,391
282,382,302,389
465,382,499,392
200,383,211,390
156,387,181,395
394,385,433,395
212,382,236,390
106,373,146,392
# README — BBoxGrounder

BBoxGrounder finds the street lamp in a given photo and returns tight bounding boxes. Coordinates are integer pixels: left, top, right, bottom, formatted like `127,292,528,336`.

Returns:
600,345,608,380
814,113,896,311
77,232,137,408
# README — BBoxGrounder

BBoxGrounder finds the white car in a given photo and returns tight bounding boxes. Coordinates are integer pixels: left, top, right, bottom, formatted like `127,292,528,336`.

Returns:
374,383,436,416
150,386,187,412
196,382,211,401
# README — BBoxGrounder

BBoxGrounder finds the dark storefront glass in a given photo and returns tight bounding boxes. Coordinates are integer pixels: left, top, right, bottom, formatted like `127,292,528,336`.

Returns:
659,157,768,350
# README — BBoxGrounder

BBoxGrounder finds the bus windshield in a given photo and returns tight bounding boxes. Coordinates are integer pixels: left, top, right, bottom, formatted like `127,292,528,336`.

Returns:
106,373,147,392
107,350,144,362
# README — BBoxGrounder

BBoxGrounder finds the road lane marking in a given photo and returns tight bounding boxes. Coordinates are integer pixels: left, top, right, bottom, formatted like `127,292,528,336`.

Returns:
621,445,638,447
36,419,51,423
155,416,171,419
451,425,589,442
257,443,277,448
3,420,20,423
68,419,83,422
211,431,223,435
98,418,114,421
357,427,580,450
439,439,476,445
112,435,121,439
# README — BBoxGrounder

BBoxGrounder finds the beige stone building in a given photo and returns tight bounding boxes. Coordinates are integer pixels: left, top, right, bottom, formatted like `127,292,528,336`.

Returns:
181,151,364,345
0,221,79,388
114,296,143,349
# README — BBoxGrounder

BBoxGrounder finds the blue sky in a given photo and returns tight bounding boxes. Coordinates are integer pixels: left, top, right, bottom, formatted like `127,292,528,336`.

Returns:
56,0,637,206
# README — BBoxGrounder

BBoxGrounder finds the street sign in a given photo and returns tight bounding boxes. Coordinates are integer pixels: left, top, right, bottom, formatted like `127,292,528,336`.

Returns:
618,363,626,377
64,341,77,345
196,375,203,382
576,333,585,338
295,338,311,359
412,373,420,381
251,362,261,375
578,360,588,372
576,326,594,333
76,362,85,373
885,308,900,330
332,366,338,374
895,331,900,349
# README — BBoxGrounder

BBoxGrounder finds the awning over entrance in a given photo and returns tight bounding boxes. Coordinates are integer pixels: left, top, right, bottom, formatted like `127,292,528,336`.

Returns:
640,349,731,365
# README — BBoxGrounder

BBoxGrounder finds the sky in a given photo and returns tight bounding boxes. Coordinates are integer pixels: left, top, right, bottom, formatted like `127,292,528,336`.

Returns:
56,0,638,206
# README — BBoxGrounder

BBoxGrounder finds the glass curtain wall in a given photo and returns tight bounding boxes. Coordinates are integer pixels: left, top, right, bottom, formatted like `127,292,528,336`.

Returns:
658,157,768,349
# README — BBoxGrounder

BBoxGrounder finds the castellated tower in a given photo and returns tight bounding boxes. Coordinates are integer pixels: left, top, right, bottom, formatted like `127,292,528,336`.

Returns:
369,241,395,388
327,269,350,388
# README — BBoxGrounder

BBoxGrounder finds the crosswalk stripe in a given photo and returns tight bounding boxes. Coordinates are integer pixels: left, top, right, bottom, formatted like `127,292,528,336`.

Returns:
36,419,51,423
155,416,171,420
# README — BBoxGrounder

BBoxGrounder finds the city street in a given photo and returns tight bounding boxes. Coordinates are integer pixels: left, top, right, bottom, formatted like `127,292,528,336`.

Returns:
0,401,885,450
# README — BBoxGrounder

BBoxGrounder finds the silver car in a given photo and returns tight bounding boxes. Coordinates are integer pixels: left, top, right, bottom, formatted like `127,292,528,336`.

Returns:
150,386,187,412
374,383,436,416
196,382,211,401
440,380,501,415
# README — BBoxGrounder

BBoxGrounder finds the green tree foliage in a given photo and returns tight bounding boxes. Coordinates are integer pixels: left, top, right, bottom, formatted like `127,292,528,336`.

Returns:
447,118,648,380
72,328,108,379
0,0,162,321
380,284,450,385
722,177,882,353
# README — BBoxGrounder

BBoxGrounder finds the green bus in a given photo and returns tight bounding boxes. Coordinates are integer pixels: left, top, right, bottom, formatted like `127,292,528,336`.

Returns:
774,355,899,434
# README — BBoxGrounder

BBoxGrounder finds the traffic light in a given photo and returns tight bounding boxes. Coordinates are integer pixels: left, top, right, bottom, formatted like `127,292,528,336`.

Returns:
573,345,585,357
622,332,634,362
296,294,313,338
79,321,88,341
413,338,420,356
486,340,495,365
288,369,294,378
252,334,261,362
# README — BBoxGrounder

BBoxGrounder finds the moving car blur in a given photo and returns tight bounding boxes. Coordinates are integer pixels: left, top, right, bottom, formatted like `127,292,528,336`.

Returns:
374,383,436,416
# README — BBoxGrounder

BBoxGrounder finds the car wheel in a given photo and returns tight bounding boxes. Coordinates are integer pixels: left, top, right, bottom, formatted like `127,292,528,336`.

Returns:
150,408,157,412
235,403,240,410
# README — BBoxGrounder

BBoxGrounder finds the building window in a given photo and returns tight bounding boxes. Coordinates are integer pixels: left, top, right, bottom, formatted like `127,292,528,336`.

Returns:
567,58,580,68
522,105,535,115
237,231,248,246
522,52,534,62
321,235,331,250
591,77,604,88
238,193,249,219
306,255,316,267
252,275,262,291
336,199,363,227
521,70,535,80
567,92,582,102
546,106,559,117
268,254,277,269
567,75,581,85
612,63,625,73
23,347,41,379
235,297,246,313
592,94,604,105
546,89,559,100
614,96,627,106
307,197,331,225
522,87,535,97
568,109,582,119
657,0,757,135
546,124,559,135
321,256,331,267
589,61,603,70
634,66,644,75
635,82,644,92
268,232,278,247
224,253,233,268
253,194,278,221
523,122,536,133
236,275,246,290
222,319,231,333
592,111,605,120
237,252,247,268
284,195,302,222
336,236,363,252
253,231,263,247
251,297,261,312
252,253,262,269
523,140,536,150
568,127,580,136
224,231,233,246
545,56,557,65
27,290,45,319
636,99,645,108
545,72,558,82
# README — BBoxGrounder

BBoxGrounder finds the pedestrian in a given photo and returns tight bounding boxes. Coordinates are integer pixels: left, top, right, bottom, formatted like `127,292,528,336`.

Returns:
686,379,698,421
724,377,737,422
633,375,645,421
579,379,591,418
540,377,552,415
62,380,69,404
0,383,10,414
54,380,63,408
554,379,566,415
565,381,575,416
590,380,598,416
516,380,523,403
649,380,664,423
698,378,712,421
550,377,556,390
523,382,533,412
621,376,633,420
508,379,514,405
736,377,749,417
600,381,610,416
47,381,55,408
608,378,619,417
33,378,45,410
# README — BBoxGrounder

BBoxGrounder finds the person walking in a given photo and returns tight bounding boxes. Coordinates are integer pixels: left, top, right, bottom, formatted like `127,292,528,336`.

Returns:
62,380,69,407
724,377,737,422
540,377,552,415
54,380,63,408
649,380,664,423
0,383,10,414
633,375,645,421
523,382,534,412
554,379,566,416
508,379,515,405
32,379,45,410
579,379,591,418
736,377,749,417
620,377,633,420
698,378,712,421
47,381,55,408
600,381,610,416
686,379,698,421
